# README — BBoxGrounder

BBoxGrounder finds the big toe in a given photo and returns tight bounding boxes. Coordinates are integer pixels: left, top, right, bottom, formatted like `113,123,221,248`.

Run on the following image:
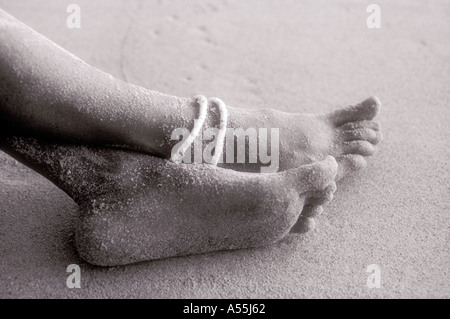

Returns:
295,156,338,192
304,181,337,207
331,96,381,127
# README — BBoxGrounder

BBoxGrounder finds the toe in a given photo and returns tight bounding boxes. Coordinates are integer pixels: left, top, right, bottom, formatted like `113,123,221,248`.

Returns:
342,128,383,145
291,179,337,234
292,156,338,193
290,216,316,234
342,140,375,156
301,205,324,218
305,181,337,206
331,96,381,126
336,154,367,180
339,120,381,132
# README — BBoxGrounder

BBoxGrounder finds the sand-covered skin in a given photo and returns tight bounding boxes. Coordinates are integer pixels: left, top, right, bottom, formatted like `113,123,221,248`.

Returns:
0,0,449,298
0,6,382,175
1,136,337,266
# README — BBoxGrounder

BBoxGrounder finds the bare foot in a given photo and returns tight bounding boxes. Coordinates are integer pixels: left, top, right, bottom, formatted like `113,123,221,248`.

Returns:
2,137,337,266
220,96,382,178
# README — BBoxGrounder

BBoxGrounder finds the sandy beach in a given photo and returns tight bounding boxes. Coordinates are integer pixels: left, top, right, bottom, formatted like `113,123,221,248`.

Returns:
0,0,449,298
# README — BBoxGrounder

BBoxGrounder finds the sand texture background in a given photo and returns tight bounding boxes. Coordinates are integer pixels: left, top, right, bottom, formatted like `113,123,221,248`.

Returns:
0,0,449,298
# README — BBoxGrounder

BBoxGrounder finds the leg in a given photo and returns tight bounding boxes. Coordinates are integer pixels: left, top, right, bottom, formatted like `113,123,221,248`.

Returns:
1,8,381,176
1,136,337,266
0,8,194,155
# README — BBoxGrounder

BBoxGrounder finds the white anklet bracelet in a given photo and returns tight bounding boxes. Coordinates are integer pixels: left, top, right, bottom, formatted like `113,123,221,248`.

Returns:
171,95,208,163
209,97,228,166
170,95,228,166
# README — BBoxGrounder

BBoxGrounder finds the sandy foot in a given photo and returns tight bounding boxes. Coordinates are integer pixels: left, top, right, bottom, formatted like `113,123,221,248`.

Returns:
2,137,337,265
222,96,382,178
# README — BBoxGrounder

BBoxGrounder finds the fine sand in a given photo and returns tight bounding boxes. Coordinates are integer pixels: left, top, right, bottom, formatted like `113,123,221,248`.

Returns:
0,0,449,298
